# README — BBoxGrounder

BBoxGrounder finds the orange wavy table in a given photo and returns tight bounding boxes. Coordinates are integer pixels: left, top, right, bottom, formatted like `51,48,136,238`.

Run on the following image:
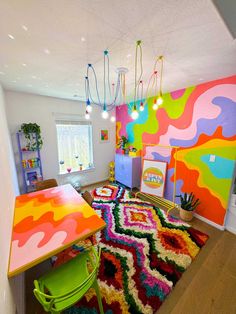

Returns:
8,184,106,277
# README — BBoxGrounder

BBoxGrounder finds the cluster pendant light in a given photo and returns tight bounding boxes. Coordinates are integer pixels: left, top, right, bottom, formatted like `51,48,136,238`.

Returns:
84,50,128,121
129,42,164,119
83,41,164,120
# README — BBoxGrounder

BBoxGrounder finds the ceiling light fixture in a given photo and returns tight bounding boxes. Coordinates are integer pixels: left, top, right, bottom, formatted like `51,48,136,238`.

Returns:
8,34,15,40
81,37,86,42
22,63,27,67
84,50,128,120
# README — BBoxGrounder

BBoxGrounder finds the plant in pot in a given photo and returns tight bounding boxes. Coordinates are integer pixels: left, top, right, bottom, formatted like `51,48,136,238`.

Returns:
176,192,200,222
19,123,43,151
118,135,129,154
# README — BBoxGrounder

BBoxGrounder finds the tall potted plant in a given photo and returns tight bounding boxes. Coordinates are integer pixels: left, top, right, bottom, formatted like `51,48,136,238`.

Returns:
19,123,43,151
176,192,200,221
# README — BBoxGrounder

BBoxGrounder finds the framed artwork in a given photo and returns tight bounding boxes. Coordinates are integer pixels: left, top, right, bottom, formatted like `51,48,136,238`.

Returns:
100,129,109,143
140,159,168,197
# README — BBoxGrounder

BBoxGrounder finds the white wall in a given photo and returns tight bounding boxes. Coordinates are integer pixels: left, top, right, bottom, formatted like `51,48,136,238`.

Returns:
0,85,24,313
5,91,116,192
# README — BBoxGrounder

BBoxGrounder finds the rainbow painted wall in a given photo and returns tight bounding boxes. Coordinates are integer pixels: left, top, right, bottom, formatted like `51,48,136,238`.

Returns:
116,75,236,226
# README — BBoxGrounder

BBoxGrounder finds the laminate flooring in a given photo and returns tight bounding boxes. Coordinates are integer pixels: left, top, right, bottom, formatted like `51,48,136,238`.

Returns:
25,182,236,314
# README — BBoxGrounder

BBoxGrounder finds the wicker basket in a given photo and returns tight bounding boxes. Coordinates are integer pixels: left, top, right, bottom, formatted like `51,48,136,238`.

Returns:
179,208,194,222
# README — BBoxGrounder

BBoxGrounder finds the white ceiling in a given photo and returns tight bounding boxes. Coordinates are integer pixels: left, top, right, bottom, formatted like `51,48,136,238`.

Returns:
0,0,235,103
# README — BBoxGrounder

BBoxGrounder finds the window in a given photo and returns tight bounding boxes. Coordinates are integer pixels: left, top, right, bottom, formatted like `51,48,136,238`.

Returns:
56,120,94,174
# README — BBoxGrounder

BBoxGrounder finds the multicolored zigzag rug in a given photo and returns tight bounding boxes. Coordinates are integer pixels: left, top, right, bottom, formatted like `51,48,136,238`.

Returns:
65,185,208,314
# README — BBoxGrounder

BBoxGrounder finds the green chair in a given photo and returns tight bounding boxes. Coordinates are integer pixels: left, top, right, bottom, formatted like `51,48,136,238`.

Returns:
33,246,104,314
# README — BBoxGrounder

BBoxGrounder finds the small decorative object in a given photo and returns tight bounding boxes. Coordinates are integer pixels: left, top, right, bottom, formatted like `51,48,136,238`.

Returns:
100,129,109,142
79,163,83,171
176,192,200,222
67,167,72,173
26,171,38,186
129,146,138,157
109,161,115,183
141,159,167,197
19,123,43,151
59,160,64,165
118,135,129,153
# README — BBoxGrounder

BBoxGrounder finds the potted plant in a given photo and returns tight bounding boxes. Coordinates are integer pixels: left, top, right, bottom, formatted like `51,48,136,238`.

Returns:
118,135,129,154
176,192,200,221
19,123,43,151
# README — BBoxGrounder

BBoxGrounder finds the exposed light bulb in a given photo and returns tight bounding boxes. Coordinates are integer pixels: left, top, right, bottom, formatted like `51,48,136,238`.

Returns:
86,104,92,113
86,99,92,112
157,96,163,105
153,103,158,110
110,116,116,122
131,109,139,120
102,110,109,119
152,99,158,110
85,111,90,120
140,102,144,111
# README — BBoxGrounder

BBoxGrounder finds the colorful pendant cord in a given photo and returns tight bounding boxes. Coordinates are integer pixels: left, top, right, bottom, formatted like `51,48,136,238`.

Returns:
133,40,143,112
142,55,164,110
120,72,126,105
85,51,122,112
138,80,144,110
159,56,163,97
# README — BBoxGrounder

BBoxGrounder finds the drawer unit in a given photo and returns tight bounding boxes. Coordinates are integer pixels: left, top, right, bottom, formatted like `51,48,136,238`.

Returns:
115,154,142,189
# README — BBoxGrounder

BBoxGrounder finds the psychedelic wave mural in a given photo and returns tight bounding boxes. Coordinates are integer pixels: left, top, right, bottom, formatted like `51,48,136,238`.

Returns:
116,75,236,226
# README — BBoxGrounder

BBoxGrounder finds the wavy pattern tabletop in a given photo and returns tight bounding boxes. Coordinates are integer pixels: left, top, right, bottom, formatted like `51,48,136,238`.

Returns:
8,184,106,277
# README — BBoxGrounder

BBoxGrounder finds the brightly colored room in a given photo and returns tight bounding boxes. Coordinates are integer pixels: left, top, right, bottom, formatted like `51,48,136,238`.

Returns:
0,1,236,313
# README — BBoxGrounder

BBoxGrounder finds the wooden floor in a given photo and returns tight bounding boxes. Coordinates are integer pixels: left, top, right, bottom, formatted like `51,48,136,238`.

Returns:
25,181,236,314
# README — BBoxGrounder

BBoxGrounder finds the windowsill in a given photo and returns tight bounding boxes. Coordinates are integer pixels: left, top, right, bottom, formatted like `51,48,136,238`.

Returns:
58,167,95,176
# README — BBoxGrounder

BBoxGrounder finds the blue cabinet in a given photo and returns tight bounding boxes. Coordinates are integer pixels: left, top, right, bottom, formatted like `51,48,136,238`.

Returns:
115,154,141,189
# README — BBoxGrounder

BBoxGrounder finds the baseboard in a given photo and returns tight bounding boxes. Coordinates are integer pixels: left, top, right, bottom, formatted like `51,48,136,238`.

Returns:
225,226,236,235
194,213,225,231
81,178,109,189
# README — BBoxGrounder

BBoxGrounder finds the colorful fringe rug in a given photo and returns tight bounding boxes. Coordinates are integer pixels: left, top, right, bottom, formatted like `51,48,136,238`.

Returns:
64,185,208,314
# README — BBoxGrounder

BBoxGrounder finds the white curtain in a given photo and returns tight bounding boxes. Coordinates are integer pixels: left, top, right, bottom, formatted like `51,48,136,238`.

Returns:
56,120,93,173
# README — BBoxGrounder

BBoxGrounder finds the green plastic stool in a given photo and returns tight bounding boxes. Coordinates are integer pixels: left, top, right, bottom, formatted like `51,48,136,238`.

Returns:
33,246,104,314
